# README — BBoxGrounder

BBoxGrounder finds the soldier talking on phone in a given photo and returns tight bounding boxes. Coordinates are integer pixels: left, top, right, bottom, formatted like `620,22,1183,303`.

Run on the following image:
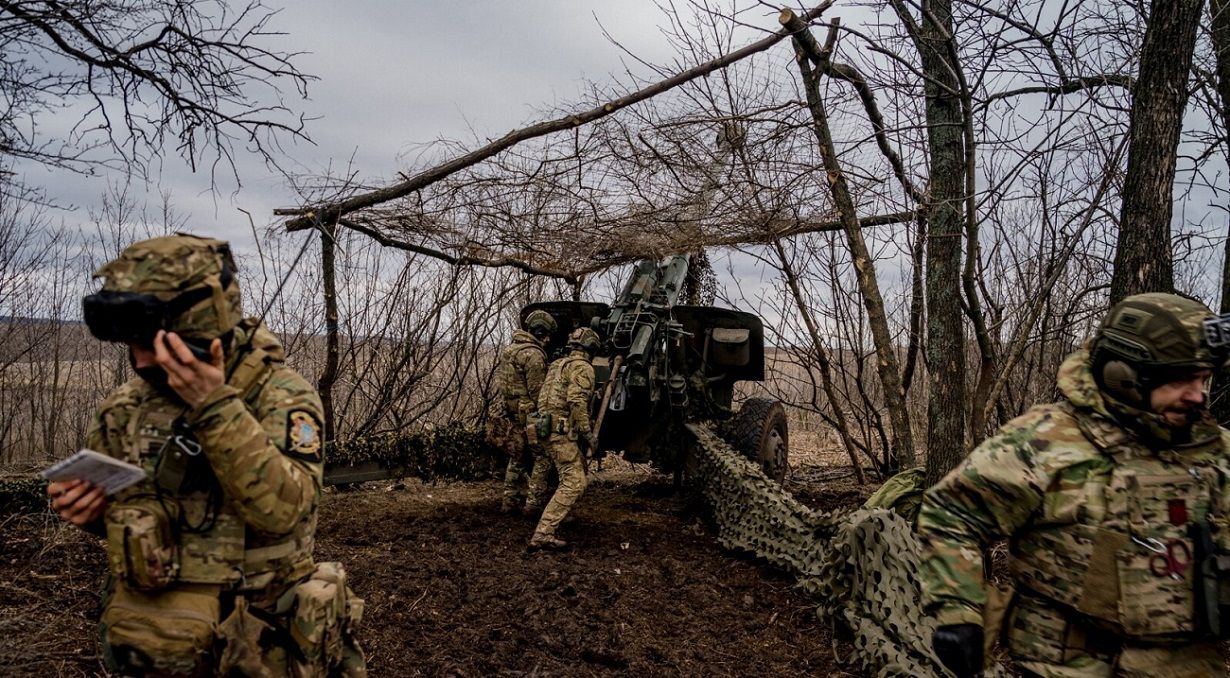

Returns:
48,234,365,676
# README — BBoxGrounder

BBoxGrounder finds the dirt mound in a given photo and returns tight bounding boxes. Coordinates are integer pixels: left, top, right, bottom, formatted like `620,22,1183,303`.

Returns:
1,469,842,676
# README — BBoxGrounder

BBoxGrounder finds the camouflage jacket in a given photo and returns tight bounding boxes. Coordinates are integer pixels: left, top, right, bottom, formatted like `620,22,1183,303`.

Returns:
496,330,547,425
90,319,323,598
919,349,1230,635
537,350,595,438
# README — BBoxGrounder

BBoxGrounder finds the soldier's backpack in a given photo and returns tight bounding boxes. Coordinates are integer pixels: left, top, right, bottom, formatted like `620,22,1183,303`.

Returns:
862,467,927,524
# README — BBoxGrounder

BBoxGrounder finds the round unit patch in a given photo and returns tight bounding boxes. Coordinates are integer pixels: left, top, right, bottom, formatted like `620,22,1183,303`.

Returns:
288,411,322,460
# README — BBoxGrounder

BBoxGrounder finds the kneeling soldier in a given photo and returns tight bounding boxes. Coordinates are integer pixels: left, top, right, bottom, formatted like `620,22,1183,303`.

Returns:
48,235,365,677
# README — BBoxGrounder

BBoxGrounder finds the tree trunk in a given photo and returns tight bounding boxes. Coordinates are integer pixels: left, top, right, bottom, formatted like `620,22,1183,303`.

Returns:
318,222,340,442
1208,0,1230,424
901,217,927,394
1213,0,1230,142
914,0,969,484
790,33,917,471
1110,0,1205,302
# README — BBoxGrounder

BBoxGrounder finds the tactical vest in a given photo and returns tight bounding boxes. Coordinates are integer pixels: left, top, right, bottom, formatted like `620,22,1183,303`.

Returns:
103,342,315,593
1008,402,1230,639
498,334,546,425
537,353,589,423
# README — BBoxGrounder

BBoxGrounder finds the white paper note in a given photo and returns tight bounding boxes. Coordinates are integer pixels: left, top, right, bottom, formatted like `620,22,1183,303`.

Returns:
42,449,147,495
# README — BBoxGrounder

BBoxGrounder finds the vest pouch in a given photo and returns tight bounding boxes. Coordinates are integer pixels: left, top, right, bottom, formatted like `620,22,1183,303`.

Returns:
106,497,180,590
1004,590,1071,667
486,414,525,459
525,416,540,447
154,433,213,494
216,596,280,676
535,413,553,441
1116,537,1196,637
101,580,220,677
288,562,367,676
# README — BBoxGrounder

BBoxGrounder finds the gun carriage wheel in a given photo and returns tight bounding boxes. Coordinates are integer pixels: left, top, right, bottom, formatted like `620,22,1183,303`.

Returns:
726,397,788,483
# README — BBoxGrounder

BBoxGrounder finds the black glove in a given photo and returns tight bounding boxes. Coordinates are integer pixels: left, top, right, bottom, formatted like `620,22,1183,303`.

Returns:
932,624,983,678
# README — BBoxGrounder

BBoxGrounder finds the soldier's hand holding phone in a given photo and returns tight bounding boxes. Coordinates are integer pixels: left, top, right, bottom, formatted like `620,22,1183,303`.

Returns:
153,330,225,408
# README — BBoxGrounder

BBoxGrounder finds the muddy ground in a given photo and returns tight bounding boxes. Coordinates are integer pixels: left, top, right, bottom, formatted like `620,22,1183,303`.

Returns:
0,461,870,676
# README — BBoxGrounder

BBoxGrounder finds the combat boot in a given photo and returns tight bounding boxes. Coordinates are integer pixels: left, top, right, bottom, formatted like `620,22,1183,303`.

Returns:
528,533,568,551
500,497,521,515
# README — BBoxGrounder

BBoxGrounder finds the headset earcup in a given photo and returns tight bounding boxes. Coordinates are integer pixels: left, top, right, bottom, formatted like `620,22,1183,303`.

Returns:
1101,359,1142,404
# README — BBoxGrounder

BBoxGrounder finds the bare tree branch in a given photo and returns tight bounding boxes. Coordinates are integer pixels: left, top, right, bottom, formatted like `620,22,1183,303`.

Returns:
280,1,835,232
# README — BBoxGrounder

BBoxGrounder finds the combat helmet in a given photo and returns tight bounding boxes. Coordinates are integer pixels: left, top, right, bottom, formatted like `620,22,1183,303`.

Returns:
523,309,558,338
567,327,601,355
1091,292,1228,407
84,234,242,346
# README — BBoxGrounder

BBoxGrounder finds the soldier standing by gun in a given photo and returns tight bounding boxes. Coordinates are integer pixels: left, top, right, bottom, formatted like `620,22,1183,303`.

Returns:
527,327,600,550
494,310,556,514
919,293,1230,677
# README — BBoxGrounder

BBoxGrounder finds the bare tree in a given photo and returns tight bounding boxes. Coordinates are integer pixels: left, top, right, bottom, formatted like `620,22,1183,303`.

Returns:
248,3,1222,484
787,15,916,471
0,0,313,192
1110,0,1207,301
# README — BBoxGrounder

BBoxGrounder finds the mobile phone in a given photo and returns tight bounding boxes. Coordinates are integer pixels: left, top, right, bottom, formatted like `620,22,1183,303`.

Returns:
163,333,214,363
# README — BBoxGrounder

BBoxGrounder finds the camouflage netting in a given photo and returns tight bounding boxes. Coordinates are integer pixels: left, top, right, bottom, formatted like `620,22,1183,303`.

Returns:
2,425,501,517
326,423,501,481
687,422,964,678
815,508,955,676
0,474,50,516
688,423,835,580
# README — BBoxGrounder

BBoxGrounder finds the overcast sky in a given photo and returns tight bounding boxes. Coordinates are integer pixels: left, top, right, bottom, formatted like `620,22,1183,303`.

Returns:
12,1,1225,321
20,1,700,253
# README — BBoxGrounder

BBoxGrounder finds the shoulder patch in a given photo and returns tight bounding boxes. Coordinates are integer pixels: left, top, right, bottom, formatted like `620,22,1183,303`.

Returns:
286,410,323,462
572,363,595,389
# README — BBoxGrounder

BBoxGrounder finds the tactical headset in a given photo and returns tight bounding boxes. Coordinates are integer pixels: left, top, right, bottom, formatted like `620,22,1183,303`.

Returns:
1091,294,1230,407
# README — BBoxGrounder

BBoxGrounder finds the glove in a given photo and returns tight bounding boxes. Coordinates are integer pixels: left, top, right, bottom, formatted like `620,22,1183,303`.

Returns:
932,624,983,678
588,432,604,459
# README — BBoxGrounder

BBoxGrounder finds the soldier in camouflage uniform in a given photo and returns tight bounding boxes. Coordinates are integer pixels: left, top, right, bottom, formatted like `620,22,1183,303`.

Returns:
527,327,600,550
919,293,1230,678
496,310,556,514
47,235,364,677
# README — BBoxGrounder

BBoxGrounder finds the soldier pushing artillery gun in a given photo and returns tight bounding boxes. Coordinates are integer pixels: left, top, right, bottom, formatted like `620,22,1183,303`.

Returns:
520,254,790,495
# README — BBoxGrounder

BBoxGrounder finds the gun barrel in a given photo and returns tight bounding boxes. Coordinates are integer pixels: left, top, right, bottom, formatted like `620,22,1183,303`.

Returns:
656,256,690,306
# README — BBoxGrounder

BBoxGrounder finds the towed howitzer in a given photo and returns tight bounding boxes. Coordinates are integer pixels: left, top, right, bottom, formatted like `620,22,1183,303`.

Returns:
523,255,788,482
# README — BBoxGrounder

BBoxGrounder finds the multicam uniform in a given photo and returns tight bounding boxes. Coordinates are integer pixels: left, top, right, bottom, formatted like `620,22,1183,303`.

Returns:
496,329,548,508
94,321,364,676
81,235,363,677
919,349,1230,677
529,348,596,541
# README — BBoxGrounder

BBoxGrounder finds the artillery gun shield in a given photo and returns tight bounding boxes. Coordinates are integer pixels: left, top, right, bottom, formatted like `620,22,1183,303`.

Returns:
520,301,609,358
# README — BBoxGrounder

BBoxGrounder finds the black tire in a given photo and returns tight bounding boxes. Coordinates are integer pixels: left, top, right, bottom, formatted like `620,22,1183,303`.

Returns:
726,398,789,483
